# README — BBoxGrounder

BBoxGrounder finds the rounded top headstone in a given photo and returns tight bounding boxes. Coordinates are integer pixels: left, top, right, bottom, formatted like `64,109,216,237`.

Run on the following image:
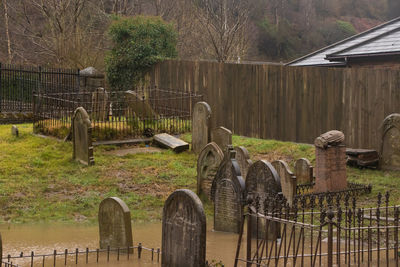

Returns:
245,160,281,199
197,142,224,196
381,114,400,136
192,102,212,154
234,146,253,179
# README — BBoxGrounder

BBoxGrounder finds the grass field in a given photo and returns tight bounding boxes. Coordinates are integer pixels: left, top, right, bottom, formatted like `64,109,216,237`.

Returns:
0,124,399,224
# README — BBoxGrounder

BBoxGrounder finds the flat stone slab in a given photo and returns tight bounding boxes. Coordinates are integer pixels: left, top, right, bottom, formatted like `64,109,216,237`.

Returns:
346,148,379,169
106,146,162,156
154,133,189,153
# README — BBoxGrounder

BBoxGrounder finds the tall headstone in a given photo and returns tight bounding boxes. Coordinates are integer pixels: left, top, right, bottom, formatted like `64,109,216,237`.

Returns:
98,197,133,250
245,160,281,239
197,142,224,198
314,130,347,192
211,147,245,233
380,114,400,171
211,126,232,154
162,189,206,267
192,102,212,154
294,158,313,184
91,87,109,121
272,160,297,207
125,90,157,119
234,146,253,179
72,107,94,165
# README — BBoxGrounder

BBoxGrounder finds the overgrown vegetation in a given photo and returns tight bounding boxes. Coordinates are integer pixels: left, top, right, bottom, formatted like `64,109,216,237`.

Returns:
0,124,399,224
106,16,177,90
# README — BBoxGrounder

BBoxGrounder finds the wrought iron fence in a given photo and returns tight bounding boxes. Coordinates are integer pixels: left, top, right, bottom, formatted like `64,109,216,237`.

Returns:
235,192,399,267
0,63,79,124
33,87,202,141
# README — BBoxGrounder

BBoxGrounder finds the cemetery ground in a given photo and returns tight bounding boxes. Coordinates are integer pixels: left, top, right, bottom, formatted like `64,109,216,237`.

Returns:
0,123,399,224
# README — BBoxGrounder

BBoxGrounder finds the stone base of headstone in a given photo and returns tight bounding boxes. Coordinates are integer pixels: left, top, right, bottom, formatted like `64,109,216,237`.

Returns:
315,145,347,193
154,133,189,153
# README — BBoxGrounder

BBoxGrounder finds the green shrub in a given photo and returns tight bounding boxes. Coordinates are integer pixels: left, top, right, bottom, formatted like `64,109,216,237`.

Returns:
106,16,178,91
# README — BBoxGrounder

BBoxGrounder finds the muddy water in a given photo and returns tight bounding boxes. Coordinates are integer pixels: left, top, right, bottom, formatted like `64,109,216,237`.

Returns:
0,222,246,267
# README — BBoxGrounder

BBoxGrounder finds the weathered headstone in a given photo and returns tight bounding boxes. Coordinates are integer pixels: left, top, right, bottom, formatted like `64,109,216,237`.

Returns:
197,142,224,198
162,189,206,267
380,114,400,171
91,87,109,121
211,147,245,233
294,158,313,184
125,90,157,119
98,197,133,250
72,107,94,165
11,125,19,137
192,102,212,154
211,126,232,154
234,146,253,179
314,130,347,193
272,160,296,207
154,133,189,153
245,160,281,239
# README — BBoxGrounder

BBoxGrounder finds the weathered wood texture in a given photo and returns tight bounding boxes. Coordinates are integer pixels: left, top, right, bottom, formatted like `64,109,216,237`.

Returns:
149,60,400,150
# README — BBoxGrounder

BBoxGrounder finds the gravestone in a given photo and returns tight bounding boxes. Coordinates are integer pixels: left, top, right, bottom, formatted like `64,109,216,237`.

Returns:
72,107,94,165
11,125,19,137
234,146,253,179
197,142,224,198
91,87,109,121
211,126,232,154
314,131,347,193
125,90,157,119
98,197,133,250
211,147,245,233
272,160,296,207
294,158,313,184
162,189,206,267
245,160,281,239
192,102,212,154
380,114,400,171
154,133,189,153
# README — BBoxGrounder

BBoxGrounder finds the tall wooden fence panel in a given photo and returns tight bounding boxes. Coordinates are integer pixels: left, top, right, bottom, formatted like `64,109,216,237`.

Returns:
149,60,400,150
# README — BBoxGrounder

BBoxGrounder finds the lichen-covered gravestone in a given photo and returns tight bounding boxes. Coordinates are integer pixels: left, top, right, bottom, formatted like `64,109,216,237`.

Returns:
234,146,253,179
211,126,232,154
125,90,157,119
192,102,212,154
380,114,400,171
245,160,281,239
72,107,94,165
162,189,206,267
197,142,224,198
98,197,133,250
294,158,313,184
211,147,245,233
272,160,296,207
91,87,109,121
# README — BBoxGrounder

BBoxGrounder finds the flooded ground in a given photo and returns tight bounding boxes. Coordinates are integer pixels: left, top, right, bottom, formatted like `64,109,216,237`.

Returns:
0,222,245,267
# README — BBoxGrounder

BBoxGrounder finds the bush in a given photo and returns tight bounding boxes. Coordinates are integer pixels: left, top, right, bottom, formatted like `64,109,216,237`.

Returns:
106,16,177,90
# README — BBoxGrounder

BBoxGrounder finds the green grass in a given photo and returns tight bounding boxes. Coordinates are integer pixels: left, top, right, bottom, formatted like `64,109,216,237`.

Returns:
0,124,399,224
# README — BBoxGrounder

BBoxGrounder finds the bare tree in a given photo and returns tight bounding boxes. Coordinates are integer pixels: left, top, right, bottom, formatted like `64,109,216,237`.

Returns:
193,0,253,62
2,0,12,63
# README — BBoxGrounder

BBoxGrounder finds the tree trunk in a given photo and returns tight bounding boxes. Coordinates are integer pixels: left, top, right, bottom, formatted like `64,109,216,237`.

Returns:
3,0,12,63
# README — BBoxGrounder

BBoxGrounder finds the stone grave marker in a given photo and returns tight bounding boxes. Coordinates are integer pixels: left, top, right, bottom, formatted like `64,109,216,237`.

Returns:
11,125,19,137
211,147,245,233
154,133,189,153
211,126,232,154
314,130,347,192
245,160,281,239
162,189,206,267
98,197,133,250
197,142,224,198
380,114,400,171
125,90,157,119
294,158,313,184
234,146,253,179
72,107,94,165
192,102,212,154
272,160,297,207
91,87,109,121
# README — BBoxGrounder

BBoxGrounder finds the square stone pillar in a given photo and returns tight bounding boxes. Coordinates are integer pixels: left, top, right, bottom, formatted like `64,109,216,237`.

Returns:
315,145,347,192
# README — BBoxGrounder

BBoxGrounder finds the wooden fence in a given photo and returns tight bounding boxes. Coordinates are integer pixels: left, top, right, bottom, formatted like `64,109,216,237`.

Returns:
148,60,400,150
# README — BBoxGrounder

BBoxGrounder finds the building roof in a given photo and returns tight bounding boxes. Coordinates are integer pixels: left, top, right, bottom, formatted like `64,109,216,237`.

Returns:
287,17,400,66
